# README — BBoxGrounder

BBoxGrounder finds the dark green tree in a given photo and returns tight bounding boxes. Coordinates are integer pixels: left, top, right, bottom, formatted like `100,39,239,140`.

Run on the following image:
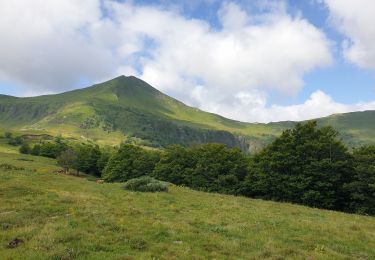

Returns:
102,144,160,182
345,145,375,215
31,144,41,156
152,144,248,194
38,142,67,158
4,132,12,139
74,144,101,176
54,134,63,144
19,143,31,154
190,144,248,193
97,148,114,173
57,148,77,174
7,136,24,146
152,145,195,186
242,121,354,211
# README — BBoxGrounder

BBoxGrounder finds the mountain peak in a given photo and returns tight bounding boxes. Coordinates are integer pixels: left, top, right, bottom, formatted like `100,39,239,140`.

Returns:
109,75,142,82
99,75,162,97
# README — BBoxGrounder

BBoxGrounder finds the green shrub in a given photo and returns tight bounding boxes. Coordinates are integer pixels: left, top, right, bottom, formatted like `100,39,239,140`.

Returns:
31,144,41,156
4,132,12,139
7,136,24,146
129,238,147,250
19,143,31,154
123,177,168,192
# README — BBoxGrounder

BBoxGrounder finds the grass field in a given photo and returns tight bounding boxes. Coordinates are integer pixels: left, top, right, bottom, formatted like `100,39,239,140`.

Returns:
1,151,375,259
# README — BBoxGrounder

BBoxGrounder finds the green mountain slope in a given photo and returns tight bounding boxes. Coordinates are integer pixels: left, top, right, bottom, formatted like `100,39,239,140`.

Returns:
0,75,374,148
317,111,375,147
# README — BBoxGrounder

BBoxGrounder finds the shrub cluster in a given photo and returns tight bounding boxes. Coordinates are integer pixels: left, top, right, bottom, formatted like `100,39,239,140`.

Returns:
3,132,25,146
19,137,111,176
123,176,168,192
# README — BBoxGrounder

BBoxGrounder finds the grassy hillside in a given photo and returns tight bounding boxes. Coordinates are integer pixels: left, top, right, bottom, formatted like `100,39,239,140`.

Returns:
0,76,252,148
0,152,374,259
317,111,375,147
0,75,374,149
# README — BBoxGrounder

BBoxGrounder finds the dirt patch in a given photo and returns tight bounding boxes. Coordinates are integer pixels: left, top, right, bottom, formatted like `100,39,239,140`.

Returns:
7,238,24,248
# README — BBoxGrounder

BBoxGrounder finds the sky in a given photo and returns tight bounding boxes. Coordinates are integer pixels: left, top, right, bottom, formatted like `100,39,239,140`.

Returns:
0,0,375,123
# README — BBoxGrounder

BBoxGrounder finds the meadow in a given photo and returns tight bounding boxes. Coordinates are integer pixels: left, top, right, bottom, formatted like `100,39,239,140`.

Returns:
1,151,375,259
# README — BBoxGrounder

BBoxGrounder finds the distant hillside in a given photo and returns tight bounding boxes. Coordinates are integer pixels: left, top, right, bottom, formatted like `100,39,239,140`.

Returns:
0,76,374,149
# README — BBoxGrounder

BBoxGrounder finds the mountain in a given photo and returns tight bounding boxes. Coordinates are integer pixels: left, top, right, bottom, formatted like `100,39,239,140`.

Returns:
0,75,374,149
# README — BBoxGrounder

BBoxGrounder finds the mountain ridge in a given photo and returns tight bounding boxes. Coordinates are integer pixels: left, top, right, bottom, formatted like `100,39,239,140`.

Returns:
0,75,374,149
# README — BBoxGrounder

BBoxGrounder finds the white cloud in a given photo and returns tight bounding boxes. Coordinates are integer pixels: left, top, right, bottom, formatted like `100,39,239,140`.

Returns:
116,1,332,95
1,0,371,123
265,91,375,122
323,0,375,71
0,0,115,92
105,1,334,122
197,89,375,123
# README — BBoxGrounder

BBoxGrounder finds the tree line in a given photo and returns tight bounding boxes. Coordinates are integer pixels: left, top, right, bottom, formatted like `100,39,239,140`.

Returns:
16,121,375,215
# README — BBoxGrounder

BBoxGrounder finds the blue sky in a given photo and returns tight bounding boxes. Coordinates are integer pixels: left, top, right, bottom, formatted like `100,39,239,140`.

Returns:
288,0,375,105
0,0,374,122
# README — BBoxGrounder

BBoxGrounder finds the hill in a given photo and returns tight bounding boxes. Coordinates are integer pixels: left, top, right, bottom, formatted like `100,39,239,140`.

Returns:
0,76,374,149
1,152,374,259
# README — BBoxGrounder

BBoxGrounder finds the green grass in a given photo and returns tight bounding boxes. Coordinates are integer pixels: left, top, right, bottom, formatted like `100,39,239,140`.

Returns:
0,152,60,174
0,139,19,154
0,151,374,259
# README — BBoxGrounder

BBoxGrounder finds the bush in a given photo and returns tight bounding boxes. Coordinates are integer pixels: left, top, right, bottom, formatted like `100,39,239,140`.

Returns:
31,144,41,156
7,136,24,146
19,143,31,154
129,238,148,250
123,177,168,192
4,132,12,139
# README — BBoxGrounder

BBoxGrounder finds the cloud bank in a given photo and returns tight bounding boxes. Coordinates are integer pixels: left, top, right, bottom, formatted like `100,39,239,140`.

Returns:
0,0,374,122
323,0,375,71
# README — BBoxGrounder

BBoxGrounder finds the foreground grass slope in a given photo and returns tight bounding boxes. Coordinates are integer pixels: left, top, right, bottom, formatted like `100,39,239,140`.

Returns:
1,153,374,259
